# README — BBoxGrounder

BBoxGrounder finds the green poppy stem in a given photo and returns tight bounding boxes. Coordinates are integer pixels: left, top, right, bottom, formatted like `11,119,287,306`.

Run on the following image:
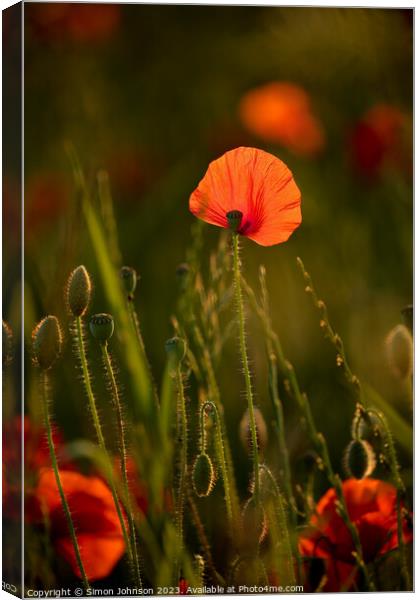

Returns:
41,371,90,591
101,342,143,589
74,316,133,572
232,232,260,504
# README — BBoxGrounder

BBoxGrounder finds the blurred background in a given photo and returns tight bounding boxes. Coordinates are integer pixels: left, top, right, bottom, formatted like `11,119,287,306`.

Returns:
4,4,413,510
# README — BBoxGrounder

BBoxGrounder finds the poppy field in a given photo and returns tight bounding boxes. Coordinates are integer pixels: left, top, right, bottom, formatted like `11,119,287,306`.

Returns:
2,4,413,596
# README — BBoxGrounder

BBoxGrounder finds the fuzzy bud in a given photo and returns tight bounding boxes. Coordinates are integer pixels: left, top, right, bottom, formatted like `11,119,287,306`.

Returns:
2,320,13,367
32,316,62,370
120,266,138,297
239,407,267,453
66,265,92,317
165,336,186,365
343,439,376,480
385,324,413,379
89,313,114,344
192,452,216,498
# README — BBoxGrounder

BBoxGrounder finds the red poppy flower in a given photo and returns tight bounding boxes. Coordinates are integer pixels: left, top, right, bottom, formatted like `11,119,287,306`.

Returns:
189,147,301,247
28,3,121,43
3,416,72,520
35,469,126,581
239,82,325,157
299,478,412,592
349,104,410,178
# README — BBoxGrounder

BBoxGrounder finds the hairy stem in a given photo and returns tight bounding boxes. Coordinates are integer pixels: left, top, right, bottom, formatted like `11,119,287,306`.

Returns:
73,317,133,569
41,371,90,591
232,233,259,503
101,342,142,588
175,363,188,572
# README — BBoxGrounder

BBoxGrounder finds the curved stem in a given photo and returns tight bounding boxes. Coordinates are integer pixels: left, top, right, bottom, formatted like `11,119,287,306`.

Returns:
232,233,259,503
201,401,234,531
41,371,90,591
101,343,142,589
74,317,133,569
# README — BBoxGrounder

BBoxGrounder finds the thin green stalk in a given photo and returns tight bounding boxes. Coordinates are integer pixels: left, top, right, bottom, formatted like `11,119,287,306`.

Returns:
101,342,142,589
175,363,188,567
241,274,374,591
41,371,90,591
186,485,226,587
364,408,411,590
74,316,133,568
296,257,364,406
232,233,260,503
191,323,240,526
126,299,159,407
201,401,235,532
259,464,295,586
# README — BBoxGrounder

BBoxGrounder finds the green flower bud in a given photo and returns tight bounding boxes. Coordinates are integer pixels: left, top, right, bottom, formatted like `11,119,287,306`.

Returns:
343,439,376,480
89,313,114,344
32,316,62,370
164,336,186,365
385,324,413,379
226,210,243,232
192,452,216,498
120,266,138,297
66,265,92,317
239,407,267,453
2,320,13,368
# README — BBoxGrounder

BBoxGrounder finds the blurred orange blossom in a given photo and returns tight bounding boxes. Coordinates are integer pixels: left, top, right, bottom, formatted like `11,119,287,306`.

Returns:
239,82,325,157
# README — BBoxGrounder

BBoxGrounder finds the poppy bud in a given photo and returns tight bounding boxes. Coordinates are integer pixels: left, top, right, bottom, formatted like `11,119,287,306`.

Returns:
120,266,138,297
89,313,114,344
192,452,216,497
66,265,92,317
239,407,267,453
385,324,413,379
164,336,186,365
32,316,62,370
3,320,13,367
343,439,376,480
226,210,243,232
242,497,268,545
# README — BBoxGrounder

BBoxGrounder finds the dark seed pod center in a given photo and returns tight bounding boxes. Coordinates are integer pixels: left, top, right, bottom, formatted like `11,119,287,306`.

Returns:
89,313,115,343
226,210,243,232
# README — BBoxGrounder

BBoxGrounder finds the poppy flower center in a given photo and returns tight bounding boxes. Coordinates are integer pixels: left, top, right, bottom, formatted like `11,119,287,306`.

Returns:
226,210,243,232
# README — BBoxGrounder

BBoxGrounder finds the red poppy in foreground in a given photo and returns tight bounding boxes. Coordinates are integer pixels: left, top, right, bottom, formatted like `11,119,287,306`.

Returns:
299,478,412,592
34,469,126,581
189,147,301,246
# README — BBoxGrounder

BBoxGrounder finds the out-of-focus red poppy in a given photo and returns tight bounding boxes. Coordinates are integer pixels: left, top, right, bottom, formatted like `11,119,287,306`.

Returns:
28,3,121,43
189,146,301,246
179,578,189,594
3,416,72,519
299,478,412,592
25,172,70,240
34,469,126,581
349,104,410,178
239,82,325,157
114,456,148,516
